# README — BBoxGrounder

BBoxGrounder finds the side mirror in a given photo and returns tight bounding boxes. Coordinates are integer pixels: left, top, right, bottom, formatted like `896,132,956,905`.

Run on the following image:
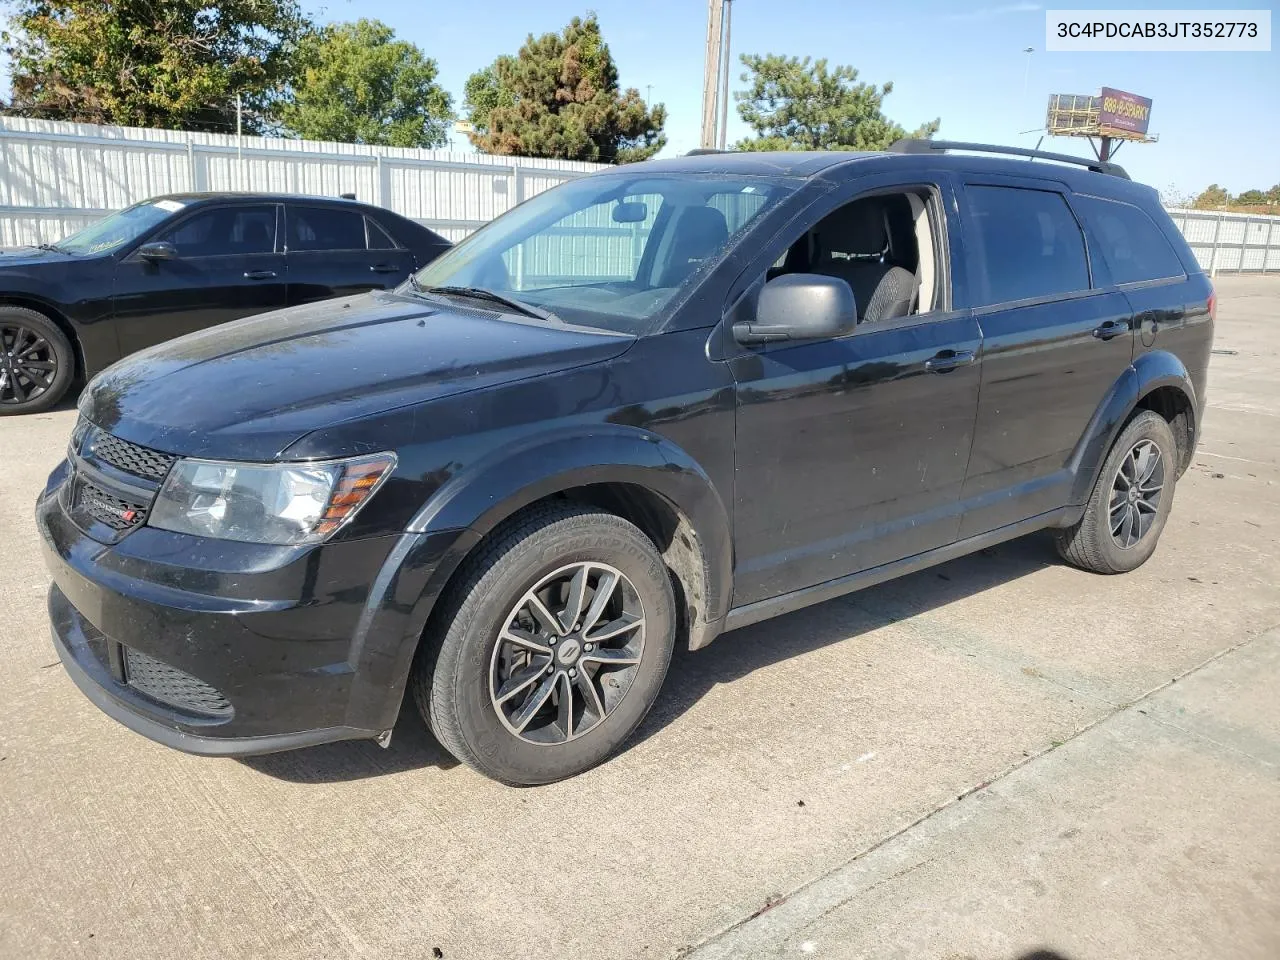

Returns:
137,241,177,261
733,274,857,344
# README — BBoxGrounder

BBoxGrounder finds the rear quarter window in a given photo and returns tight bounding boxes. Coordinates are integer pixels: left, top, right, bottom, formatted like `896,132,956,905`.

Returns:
966,184,1090,306
1074,195,1185,284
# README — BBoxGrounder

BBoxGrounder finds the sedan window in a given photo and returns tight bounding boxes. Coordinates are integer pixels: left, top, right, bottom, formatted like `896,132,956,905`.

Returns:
154,206,278,258
288,207,367,251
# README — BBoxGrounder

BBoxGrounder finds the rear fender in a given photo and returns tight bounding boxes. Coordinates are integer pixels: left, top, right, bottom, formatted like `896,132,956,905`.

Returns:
1065,350,1197,513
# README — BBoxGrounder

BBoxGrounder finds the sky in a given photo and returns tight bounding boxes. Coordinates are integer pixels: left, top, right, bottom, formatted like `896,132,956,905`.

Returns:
303,0,1277,196
4,0,1278,196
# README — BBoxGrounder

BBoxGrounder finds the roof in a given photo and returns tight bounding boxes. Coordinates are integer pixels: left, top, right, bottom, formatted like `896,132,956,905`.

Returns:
156,192,372,206
619,146,1158,202
616,151,874,178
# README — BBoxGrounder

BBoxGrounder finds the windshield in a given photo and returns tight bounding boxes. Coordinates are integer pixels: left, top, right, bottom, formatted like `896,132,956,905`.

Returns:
56,199,187,256
411,172,797,334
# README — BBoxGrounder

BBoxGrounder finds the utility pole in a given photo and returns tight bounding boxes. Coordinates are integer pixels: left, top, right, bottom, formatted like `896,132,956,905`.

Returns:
717,0,733,150
700,0,724,149
235,93,244,190
1021,47,1034,136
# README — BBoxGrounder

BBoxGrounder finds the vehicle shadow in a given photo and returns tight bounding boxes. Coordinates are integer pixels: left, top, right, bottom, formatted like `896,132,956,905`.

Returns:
243,532,1058,783
239,700,461,782
630,532,1058,749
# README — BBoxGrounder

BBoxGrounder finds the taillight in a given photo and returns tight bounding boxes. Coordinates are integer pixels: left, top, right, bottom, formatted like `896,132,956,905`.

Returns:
1207,289,1217,322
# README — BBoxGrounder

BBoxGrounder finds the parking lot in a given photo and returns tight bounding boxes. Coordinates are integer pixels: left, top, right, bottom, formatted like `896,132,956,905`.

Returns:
1,275,1277,960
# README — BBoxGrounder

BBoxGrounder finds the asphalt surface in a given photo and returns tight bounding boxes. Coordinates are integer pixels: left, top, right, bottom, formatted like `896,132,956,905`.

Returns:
2,276,1277,960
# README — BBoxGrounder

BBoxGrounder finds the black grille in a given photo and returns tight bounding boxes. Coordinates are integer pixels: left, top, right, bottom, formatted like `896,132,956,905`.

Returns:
124,648,232,718
88,430,176,482
76,480,148,532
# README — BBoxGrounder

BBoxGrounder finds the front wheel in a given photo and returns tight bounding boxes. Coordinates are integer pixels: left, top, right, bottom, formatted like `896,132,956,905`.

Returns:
413,502,676,785
0,306,75,415
1056,409,1178,574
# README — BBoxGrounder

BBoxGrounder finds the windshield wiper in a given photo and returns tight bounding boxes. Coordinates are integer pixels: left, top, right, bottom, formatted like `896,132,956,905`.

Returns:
37,242,68,254
420,285,558,322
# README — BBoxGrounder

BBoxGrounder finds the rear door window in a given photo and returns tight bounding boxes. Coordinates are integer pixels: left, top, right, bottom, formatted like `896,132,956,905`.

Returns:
155,205,277,258
1074,196,1184,284
288,206,367,252
965,185,1090,306
366,217,399,250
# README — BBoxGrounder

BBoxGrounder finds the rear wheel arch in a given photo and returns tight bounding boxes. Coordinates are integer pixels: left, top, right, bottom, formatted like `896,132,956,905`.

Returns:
1067,351,1198,507
1133,382,1196,476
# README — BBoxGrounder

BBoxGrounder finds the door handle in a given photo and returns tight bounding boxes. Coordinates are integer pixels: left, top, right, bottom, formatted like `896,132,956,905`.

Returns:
924,349,975,373
243,270,278,280
369,264,400,274
1091,319,1129,341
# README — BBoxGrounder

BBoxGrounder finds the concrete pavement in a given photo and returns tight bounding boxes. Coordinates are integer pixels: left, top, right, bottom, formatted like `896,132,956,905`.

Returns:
1,276,1277,959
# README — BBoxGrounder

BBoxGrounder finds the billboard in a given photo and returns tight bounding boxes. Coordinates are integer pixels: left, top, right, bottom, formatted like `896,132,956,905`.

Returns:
1098,88,1152,137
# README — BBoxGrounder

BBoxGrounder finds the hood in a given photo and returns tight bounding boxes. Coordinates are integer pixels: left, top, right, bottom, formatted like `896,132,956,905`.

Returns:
0,246,80,267
81,290,634,461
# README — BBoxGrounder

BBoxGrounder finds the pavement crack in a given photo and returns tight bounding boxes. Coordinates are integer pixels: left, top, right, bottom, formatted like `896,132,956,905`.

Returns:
679,626,1272,959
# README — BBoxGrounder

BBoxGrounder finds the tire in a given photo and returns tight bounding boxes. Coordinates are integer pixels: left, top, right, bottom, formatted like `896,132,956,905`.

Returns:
1055,409,1178,574
0,306,75,415
412,501,676,785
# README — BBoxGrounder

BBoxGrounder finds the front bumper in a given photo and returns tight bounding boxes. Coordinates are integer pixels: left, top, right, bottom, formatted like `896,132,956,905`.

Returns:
49,586,372,755
37,463,464,756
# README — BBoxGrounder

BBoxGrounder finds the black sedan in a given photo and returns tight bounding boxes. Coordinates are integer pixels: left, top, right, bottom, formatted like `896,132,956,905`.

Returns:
0,193,450,414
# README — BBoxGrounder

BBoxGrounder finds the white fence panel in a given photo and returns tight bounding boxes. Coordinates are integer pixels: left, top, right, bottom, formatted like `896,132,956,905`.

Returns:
4,116,1279,278
0,116,606,246
1164,207,1280,276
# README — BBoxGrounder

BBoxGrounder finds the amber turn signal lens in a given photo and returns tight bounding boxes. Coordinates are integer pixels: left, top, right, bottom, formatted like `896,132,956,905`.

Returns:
312,454,396,537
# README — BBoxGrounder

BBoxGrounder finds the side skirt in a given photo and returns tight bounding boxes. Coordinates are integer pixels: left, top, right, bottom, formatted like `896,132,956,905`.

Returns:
721,507,1069,633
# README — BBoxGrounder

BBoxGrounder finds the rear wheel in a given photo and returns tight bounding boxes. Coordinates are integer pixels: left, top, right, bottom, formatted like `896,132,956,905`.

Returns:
0,307,74,415
413,502,676,785
1055,409,1178,573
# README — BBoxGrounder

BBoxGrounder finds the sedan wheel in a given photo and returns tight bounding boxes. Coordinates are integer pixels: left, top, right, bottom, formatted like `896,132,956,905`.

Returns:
0,323,58,406
0,308,75,415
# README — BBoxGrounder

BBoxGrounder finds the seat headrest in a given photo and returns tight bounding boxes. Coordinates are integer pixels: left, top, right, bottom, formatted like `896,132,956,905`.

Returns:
679,205,730,243
657,206,730,287
815,200,888,260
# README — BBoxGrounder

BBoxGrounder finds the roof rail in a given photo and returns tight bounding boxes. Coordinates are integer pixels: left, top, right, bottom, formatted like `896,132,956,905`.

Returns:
888,139,1130,179
685,148,732,156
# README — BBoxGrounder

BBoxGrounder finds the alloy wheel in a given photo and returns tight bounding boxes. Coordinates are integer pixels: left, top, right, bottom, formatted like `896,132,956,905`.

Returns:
1110,438,1165,549
0,323,58,406
489,561,646,745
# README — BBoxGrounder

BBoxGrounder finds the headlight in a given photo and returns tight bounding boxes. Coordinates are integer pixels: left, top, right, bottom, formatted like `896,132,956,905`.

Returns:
148,453,396,545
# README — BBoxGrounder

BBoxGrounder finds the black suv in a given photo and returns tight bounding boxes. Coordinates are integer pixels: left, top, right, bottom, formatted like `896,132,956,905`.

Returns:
1,193,449,414
37,142,1214,785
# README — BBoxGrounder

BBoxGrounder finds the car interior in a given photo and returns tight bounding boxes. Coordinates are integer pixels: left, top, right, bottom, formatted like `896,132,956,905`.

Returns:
768,190,943,324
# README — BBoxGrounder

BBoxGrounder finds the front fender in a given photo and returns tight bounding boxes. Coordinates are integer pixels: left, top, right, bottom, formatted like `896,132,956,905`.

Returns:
408,424,734,633
1066,350,1197,509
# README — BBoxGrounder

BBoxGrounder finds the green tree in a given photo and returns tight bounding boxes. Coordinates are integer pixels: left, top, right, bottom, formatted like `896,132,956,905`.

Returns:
2,0,309,132
1235,189,1267,205
733,54,939,152
1193,184,1231,209
1267,184,1280,204
274,19,452,147
463,14,665,163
